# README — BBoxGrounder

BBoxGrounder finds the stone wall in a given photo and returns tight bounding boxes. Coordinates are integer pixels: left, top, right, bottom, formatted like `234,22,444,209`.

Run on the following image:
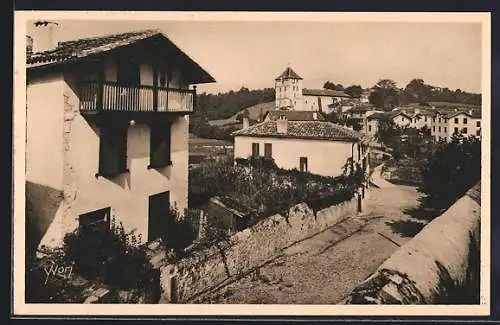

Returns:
346,183,481,304
160,196,359,303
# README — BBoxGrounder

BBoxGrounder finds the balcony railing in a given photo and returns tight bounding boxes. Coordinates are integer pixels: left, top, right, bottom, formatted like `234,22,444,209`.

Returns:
79,81,196,113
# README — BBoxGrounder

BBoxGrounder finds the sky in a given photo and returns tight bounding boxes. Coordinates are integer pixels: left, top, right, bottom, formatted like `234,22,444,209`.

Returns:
27,19,483,94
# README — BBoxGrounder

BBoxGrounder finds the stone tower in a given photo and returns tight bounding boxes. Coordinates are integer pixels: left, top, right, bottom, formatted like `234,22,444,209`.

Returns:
274,67,303,110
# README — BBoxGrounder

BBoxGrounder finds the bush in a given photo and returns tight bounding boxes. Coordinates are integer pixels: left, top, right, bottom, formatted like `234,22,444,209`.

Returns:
61,218,154,289
160,207,198,257
418,136,481,210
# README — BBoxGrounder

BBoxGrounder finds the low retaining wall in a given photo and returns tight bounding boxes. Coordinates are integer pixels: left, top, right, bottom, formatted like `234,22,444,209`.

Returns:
346,183,481,304
160,196,359,303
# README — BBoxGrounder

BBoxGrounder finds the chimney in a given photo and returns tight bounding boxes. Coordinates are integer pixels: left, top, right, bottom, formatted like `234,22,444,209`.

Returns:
276,115,288,134
242,117,249,129
30,21,60,53
414,108,420,115
26,35,33,55
454,108,458,112
468,109,473,115
312,112,318,120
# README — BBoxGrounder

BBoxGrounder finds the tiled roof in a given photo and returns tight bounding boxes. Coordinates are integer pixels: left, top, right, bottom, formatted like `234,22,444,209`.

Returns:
366,112,388,121
440,109,482,119
302,88,351,98
389,111,412,120
232,120,362,142
263,110,325,121
275,67,303,80
26,29,215,84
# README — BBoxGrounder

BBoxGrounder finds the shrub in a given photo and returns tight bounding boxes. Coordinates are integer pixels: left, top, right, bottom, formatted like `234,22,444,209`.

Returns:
61,218,155,290
418,135,481,210
160,207,198,257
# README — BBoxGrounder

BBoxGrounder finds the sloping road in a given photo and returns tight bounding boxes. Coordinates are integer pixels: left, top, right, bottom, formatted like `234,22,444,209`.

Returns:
198,182,423,304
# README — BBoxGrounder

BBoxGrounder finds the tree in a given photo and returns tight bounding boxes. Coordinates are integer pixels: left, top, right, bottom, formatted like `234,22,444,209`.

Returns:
370,79,400,110
344,85,363,98
418,136,481,211
324,81,344,91
404,78,431,103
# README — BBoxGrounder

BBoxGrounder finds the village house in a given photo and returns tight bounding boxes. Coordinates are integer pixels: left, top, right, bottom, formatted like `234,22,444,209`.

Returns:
363,112,388,136
232,116,369,178
25,22,215,253
388,111,413,128
274,67,352,112
430,108,481,142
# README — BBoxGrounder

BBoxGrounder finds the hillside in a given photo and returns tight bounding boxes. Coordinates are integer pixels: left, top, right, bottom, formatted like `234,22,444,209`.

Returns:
208,101,276,127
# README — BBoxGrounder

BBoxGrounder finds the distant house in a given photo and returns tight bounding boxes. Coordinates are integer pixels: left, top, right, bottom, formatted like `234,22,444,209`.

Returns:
274,66,352,112
431,108,481,142
389,111,413,128
232,116,368,178
25,23,215,252
364,112,388,136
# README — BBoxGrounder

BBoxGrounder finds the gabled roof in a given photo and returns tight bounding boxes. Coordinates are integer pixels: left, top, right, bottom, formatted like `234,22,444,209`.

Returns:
27,29,215,84
263,110,325,122
440,109,482,119
389,111,412,120
232,120,362,142
302,88,351,98
275,67,303,80
366,112,388,121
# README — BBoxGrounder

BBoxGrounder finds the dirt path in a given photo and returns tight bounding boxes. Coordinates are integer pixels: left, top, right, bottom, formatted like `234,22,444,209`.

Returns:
197,183,424,304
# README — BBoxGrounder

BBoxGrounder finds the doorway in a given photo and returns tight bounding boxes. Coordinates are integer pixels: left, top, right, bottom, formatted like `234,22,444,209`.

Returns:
299,157,308,172
148,191,170,242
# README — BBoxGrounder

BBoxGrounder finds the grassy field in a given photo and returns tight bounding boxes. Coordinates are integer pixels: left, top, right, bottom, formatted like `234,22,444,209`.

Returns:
208,101,275,127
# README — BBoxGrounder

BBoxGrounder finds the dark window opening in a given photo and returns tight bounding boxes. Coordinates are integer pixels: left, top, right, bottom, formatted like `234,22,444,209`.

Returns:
79,207,111,232
463,118,468,124
98,121,128,177
148,191,170,242
264,143,272,158
149,121,172,169
462,127,468,134
300,157,308,172
476,121,481,127
454,118,459,124
252,143,260,157
454,127,459,134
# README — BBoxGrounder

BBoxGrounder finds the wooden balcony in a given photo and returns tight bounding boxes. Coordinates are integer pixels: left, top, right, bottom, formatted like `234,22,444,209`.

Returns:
79,81,196,114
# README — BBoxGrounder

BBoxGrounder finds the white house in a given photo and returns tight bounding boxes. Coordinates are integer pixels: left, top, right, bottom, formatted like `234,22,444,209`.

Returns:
232,117,368,178
25,23,215,253
389,111,413,128
364,112,388,136
274,67,352,113
431,108,481,142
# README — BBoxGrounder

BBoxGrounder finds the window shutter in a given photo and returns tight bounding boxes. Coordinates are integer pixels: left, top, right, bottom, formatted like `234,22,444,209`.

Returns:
99,122,127,177
150,122,172,168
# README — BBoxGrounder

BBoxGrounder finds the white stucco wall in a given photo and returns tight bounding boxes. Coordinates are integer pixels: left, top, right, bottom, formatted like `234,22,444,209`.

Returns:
391,115,411,127
26,72,65,190
234,136,356,177
64,75,189,243
303,95,344,113
275,78,303,110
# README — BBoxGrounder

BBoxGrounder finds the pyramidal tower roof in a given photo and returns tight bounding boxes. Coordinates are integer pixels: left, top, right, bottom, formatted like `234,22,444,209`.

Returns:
275,67,303,80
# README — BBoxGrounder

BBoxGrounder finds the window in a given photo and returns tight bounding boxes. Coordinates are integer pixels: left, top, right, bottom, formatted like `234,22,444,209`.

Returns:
463,118,468,124
299,157,308,172
368,125,372,132
462,127,468,134
454,118,459,124
264,143,272,158
444,127,447,133
433,118,436,123
424,117,427,122
79,207,111,232
252,143,260,157
476,129,481,136
438,118,441,123
432,126,435,132
149,121,172,169
98,121,128,177
476,121,481,127
454,127,459,134
438,126,441,132
148,191,170,241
